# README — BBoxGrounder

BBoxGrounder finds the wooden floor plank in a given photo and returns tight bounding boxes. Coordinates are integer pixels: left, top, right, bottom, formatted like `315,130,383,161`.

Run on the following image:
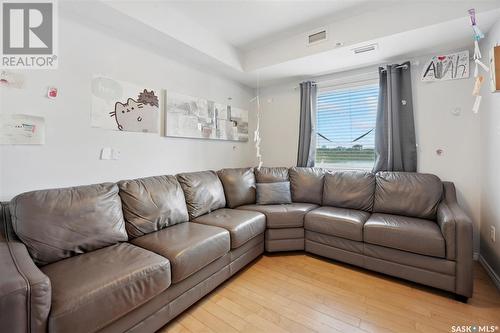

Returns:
176,314,214,333
158,254,500,333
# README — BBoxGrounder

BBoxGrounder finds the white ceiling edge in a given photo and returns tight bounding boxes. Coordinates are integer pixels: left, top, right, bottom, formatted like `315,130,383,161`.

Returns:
59,1,500,89
101,1,243,72
59,1,252,88
164,0,371,50
247,8,500,87
243,1,500,71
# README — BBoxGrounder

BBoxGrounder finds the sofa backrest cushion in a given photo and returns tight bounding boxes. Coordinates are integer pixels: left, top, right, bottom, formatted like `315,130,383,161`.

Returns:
217,168,256,208
255,167,289,183
118,175,189,238
10,183,127,266
289,167,325,205
177,170,226,219
323,171,375,211
373,172,443,219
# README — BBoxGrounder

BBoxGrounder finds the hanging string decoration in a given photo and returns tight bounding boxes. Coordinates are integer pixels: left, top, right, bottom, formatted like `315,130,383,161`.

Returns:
250,95,263,170
468,8,489,113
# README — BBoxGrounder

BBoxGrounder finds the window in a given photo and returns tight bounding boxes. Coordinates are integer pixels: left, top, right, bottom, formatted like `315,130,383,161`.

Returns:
316,82,379,170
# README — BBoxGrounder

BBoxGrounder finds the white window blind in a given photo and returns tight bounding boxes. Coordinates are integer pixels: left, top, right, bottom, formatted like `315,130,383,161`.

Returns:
316,83,379,170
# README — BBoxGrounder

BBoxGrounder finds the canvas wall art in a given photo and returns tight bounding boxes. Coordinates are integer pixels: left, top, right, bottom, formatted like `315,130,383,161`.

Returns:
0,114,45,145
91,76,161,133
421,51,470,82
165,92,248,141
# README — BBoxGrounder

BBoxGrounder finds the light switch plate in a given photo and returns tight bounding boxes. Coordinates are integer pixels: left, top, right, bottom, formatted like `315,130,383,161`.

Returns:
100,147,112,160
101,147,120,160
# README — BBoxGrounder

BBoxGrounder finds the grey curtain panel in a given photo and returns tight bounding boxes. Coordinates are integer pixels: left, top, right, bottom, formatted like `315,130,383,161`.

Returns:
297,81,317,167
373,62,417,173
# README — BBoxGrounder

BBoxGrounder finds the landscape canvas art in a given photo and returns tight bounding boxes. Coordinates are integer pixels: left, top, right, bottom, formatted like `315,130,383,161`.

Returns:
166,92,249,141
91,76,161,133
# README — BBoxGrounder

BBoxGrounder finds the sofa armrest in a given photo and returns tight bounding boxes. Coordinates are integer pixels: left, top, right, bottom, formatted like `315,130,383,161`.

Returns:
438,182,473,297
437,201,456,261
1,203,51,333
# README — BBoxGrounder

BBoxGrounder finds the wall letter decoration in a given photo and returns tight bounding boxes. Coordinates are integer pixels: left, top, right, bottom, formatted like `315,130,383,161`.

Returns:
421,51,470,82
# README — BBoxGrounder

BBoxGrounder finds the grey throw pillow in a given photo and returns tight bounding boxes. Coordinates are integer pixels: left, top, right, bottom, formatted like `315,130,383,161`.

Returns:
256,182,292,205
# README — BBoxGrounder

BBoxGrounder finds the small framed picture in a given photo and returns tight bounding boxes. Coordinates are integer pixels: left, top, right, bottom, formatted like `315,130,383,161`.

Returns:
47,87,58,99
491,45,500,92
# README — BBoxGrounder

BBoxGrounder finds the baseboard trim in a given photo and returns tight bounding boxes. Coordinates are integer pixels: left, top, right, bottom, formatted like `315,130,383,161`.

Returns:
479,255,500,291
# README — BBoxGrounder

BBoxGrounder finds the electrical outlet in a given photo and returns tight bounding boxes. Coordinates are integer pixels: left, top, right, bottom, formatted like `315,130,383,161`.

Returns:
491,226,496,243
111,149,121,160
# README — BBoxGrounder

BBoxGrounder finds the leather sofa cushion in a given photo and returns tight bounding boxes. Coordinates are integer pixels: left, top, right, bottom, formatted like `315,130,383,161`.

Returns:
237,203,317,228
256,182,292,205
41,243,170,333
374,172,443,220
177,171,226,219
323,171,375,211
217,168,256,208
289,167,325,205
266,228,304,240
131,222,230,283
364,213,445,258
118,175,189,238
305,207,370,242
305,231,364,254
10,183,128,266
255,167,289,183
193,208,265,248
363,243,455,276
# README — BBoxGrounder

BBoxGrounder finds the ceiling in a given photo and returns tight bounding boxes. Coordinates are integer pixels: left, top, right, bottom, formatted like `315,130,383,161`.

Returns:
61,1,500,88
165,0,370,49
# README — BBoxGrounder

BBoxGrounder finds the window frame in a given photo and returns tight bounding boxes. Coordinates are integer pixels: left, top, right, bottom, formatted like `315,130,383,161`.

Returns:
315,79,379,171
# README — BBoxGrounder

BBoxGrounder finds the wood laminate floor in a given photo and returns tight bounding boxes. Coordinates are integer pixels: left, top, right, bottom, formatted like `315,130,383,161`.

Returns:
159,253,500,333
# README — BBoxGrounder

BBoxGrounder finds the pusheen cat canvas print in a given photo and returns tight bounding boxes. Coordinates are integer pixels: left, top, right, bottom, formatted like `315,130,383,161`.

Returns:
166,92,248,142
91,76,161,133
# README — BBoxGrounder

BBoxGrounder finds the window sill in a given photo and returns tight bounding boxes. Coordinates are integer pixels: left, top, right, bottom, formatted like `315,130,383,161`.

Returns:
315,163,374,172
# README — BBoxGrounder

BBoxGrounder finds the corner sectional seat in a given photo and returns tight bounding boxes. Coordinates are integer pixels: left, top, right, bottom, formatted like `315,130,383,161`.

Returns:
0,167,473,333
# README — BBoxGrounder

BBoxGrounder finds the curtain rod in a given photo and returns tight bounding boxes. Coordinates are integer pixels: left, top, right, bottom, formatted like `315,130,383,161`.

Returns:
310,64,407,84
309,70,377,84
380,64,409,72
297,62,410,90
306,63,410,83
295,74,378,90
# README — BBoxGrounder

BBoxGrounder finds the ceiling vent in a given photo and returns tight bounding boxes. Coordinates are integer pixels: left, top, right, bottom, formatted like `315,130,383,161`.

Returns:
308,29,327,45
352,44,378,54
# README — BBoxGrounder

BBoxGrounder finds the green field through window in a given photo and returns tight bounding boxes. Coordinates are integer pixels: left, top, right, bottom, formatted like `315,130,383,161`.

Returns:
316,83,379,169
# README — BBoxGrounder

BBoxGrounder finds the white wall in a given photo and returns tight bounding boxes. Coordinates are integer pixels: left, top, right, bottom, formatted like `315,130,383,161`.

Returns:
412,52,481,254
480,20,500,278
0,14,256,201
259,50,482,253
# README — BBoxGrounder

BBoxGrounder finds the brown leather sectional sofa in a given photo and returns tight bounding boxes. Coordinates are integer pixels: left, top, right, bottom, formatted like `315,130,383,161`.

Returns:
0,167,473,333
